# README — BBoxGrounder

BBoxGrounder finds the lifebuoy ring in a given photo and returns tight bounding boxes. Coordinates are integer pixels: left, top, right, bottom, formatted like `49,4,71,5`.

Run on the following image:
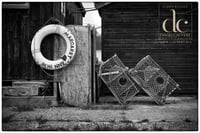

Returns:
31,24,76,70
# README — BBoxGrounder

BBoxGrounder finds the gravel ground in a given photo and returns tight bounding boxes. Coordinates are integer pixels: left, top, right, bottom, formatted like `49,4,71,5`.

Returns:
2,96,198,131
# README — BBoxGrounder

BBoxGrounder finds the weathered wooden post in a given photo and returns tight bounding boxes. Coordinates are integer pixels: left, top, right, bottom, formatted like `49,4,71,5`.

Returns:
54,25,95,106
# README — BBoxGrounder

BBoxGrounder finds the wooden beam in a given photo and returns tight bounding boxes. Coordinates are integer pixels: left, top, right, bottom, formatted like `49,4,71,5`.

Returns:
2,96,58,107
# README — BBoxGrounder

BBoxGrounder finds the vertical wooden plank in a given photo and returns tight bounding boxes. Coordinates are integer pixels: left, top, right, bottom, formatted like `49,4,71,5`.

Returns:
29,3,40,80
38,3,46,80
2,9,8,79
53,82,57,97
91,26,97,104
55,25,92,106
87,26,92,104
90,26,94,103
7,11,14,79
22,15,29,79
14,11,22,79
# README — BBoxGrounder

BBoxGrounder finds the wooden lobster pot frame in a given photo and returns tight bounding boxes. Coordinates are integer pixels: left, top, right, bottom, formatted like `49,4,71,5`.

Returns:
98,54,139,104
129,55,181,105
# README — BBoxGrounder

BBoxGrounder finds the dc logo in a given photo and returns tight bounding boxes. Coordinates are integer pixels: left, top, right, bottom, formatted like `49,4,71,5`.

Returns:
162,9,188,33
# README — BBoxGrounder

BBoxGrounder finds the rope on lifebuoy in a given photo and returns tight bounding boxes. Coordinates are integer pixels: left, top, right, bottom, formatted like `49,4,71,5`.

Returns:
31,24,76,70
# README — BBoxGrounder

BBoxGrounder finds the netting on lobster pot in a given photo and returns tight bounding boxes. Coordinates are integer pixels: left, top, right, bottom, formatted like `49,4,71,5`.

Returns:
129,55,181,105
98,54,139,104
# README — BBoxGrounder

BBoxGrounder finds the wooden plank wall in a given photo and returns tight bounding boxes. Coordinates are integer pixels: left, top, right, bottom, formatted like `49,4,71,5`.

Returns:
2,2,84,81
101,2,198,95
3,3,50,80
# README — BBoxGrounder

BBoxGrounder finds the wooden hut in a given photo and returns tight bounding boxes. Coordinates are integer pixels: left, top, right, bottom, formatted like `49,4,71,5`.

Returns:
2,2,85,81
95,2,198,96
2,2,89,106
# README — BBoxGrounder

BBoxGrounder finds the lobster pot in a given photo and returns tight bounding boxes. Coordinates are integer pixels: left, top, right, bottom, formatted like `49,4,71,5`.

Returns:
129,55,180,105
99,55,139,104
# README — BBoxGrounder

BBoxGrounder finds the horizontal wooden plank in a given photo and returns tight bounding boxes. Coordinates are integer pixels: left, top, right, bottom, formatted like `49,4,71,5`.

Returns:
103,2,194,8
104,57,197,64
12,81,47,86
105,58,197,67
103,14,192,21
102,90,197,95
103,22,159,29
122,55,197,61
2,96,58,107
102,50,197,58
103,33,159,39
103,5,159,10
104,28,160,33
102,48,197,53
3,86,39,96
104,58,197,65
103,13,159,18
124,60,197,65
103,38,198,43
103,44,196,49
103,25,192,32
103,33,193,40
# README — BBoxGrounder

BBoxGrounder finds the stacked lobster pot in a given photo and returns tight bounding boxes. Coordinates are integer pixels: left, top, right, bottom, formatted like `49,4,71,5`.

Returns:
98,54,180,105
98,54,140,104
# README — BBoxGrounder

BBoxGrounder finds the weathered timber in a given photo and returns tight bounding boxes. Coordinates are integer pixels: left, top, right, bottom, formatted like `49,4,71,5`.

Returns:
2,96,58,107
54,25,93,106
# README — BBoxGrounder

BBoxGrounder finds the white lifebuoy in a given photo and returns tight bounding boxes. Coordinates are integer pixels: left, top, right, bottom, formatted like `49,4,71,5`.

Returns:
31,24,76,70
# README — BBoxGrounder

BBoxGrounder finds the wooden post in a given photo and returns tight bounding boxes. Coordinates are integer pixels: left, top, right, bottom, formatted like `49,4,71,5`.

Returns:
54,25,93,106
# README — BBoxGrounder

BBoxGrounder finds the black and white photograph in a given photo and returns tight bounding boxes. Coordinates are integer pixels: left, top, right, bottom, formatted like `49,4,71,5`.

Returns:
1,1,198,131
